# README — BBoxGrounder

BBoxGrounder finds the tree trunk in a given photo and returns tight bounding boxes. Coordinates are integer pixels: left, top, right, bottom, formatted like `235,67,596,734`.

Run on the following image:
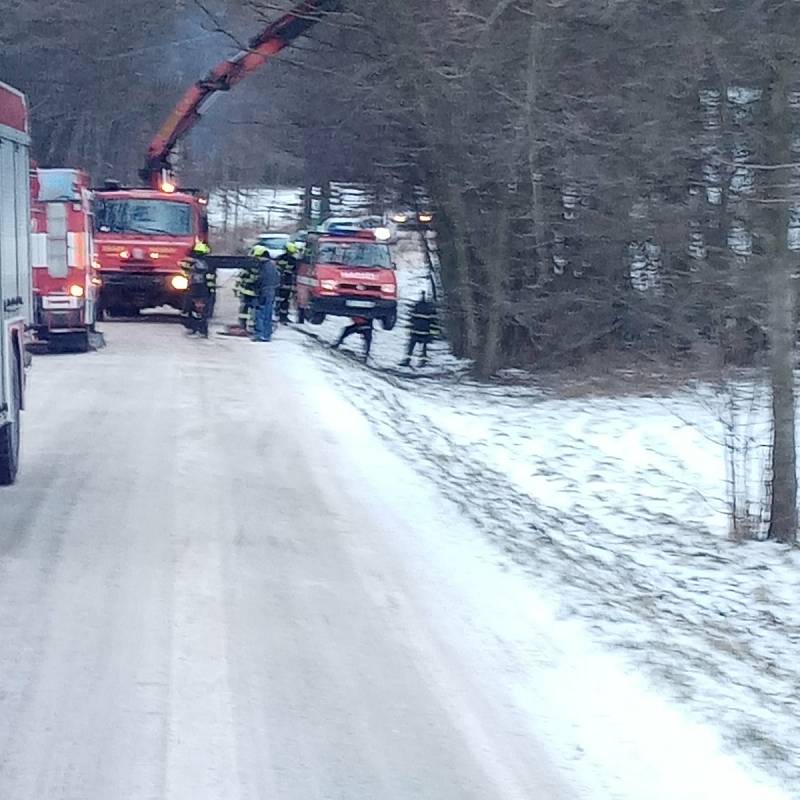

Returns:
764,66,798,544
768,265,797,543
524,15,550,284
476,201,510,378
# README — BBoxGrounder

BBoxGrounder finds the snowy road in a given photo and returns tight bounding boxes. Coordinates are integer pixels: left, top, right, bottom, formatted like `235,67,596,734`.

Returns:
0,317,576,800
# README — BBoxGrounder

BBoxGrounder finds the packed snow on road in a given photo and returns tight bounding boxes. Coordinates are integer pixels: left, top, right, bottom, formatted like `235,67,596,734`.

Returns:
0,251,793,800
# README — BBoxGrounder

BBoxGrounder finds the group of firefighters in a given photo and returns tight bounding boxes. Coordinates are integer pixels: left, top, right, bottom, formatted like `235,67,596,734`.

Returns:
235,243,300,340
179,240,440,364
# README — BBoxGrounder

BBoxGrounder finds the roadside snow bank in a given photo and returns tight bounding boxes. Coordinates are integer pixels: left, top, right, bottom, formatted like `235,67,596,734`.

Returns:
291,267,800,793
282,341,792,800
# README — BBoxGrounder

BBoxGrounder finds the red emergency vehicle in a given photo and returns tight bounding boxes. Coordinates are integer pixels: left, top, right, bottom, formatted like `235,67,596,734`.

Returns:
0,82,33,484
296,230,398,329
31,168,97,351
92,183,209,317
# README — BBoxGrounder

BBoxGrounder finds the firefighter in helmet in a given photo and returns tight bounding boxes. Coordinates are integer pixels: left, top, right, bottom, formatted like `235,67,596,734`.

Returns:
182,241,216,338
400,290,439,366
235,245,267,332
275,242,299,324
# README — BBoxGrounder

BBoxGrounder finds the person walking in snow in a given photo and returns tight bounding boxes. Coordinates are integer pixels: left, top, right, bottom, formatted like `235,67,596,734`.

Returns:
332,316,374,360
401,291,439,366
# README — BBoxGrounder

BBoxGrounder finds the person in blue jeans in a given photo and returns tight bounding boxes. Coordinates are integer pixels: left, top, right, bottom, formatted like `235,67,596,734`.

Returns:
252,252,280,342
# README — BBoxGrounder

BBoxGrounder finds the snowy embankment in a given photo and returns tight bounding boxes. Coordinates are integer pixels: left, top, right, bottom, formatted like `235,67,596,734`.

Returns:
296,246,800,795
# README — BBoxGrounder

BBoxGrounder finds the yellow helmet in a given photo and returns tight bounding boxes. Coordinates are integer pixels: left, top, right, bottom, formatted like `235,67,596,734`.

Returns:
251,245,269,258
286,242,299,255
192,241,211,255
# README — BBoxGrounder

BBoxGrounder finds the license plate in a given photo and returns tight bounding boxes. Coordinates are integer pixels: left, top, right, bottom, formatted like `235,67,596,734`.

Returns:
346,300,375,308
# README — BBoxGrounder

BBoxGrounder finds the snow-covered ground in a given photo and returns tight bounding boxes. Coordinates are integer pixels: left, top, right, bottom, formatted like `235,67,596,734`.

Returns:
291,251,800,794
208,186,304,232
208,182,382,232
4,265,794,799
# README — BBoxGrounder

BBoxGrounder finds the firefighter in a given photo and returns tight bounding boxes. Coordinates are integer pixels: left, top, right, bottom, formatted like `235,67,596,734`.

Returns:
252,251,280,343
400,291,439,366
182,242,216,338
332,316,374,360
235,246,265,332
275,242,299,324
180,242,208,315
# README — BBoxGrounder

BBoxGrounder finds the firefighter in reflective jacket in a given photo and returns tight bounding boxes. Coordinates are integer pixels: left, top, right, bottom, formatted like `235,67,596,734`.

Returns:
401,291,439,366
275,242,299,324
182,242,216,338
236,246,266,331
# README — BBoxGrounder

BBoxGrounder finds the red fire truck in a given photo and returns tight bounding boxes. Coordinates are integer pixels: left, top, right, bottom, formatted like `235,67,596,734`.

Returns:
0,82,33,484
92,183,209,317
296,230,398,329
31,168,98,351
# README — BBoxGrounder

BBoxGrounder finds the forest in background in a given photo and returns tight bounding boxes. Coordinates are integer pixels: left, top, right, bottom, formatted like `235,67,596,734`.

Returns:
4,0,800,539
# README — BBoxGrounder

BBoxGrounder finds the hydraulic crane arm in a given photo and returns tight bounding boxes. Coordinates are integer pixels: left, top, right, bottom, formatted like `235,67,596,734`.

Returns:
141,0,338,186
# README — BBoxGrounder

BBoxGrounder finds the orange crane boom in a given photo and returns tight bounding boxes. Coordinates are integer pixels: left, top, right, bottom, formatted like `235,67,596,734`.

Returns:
141,0,338,186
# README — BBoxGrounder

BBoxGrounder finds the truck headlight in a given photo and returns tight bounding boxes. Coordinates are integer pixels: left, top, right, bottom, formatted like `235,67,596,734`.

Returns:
374,227,392,241
381,284,395,294
171,275,189,291
319,279,337,291
69,284,85,298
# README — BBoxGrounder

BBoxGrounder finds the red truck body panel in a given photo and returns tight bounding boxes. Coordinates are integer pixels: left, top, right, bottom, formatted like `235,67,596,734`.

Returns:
0,81,32,483
31,168,98,339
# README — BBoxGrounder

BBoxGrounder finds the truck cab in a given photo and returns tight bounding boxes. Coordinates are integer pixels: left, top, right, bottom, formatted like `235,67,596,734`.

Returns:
31,168,97,351
92,185,209,317
296,230,397,330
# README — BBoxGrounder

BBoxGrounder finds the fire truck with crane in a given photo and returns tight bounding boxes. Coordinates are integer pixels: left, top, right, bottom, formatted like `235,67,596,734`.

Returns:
30,168,99,350
0,82,33,485
90,0,339,320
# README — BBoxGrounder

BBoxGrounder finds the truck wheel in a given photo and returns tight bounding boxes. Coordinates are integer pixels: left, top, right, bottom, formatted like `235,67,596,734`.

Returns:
0,353,21,486
310,311,326,325
74,331,91,353
381,311,398,331
297,306,306,324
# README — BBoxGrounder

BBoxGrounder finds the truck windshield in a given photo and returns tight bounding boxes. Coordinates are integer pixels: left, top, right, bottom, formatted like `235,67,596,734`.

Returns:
316,242,392,269
94,199,194,236
258,237,290,250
